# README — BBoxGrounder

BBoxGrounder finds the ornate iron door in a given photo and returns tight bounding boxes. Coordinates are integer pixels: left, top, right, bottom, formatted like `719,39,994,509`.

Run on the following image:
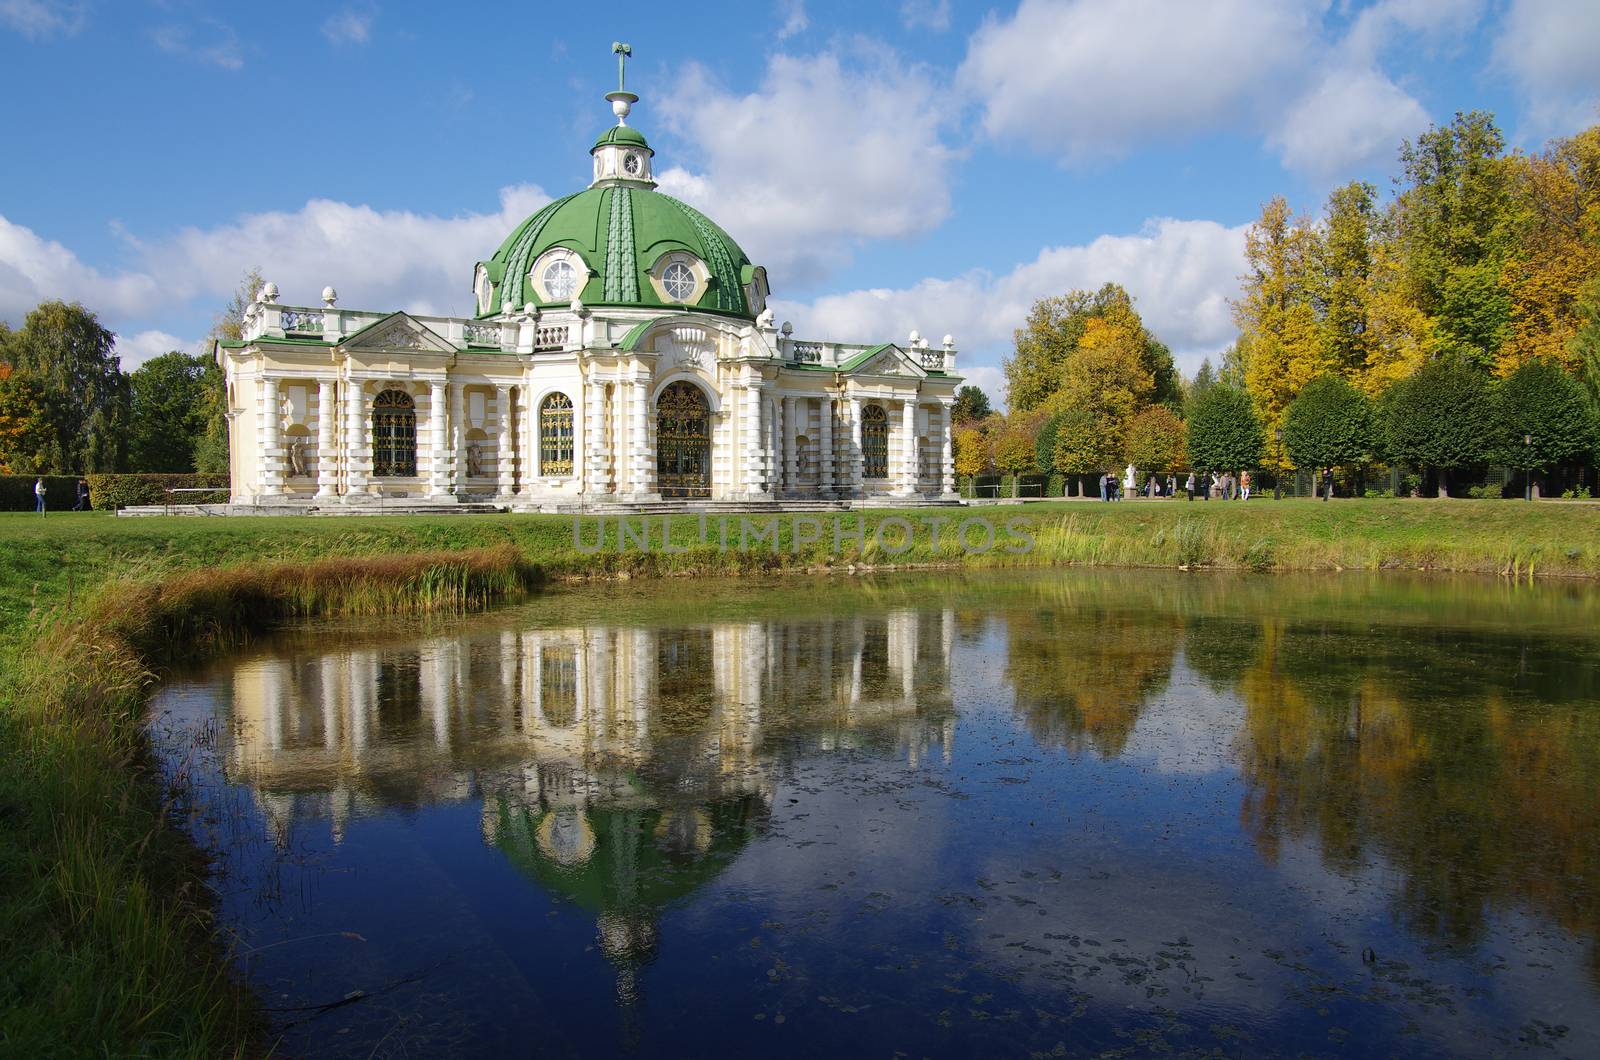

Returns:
656,382,711,497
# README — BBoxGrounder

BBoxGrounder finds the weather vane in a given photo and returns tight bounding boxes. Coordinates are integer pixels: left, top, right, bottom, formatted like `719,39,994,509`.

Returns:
612,41,632,92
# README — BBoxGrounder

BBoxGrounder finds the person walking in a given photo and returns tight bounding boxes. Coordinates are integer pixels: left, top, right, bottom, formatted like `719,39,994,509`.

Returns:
34,477,46,516
1322,467,1334,501
1240,469,1252,501
1099,472,1108,502
73,478,90,511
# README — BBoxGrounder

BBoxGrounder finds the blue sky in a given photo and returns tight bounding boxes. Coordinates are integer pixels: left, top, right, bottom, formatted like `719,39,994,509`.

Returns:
2,0,1597,403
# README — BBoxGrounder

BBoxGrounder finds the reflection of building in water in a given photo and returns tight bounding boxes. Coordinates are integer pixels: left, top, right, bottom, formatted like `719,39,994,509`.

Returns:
221,608,955,998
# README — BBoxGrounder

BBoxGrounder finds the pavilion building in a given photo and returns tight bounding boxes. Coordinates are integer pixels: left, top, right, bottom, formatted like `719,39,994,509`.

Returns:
216,56,962,510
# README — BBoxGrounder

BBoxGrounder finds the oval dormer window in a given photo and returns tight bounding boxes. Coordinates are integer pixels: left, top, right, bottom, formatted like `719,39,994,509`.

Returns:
623,152,642,176
543,260,578,301
662,261,696,302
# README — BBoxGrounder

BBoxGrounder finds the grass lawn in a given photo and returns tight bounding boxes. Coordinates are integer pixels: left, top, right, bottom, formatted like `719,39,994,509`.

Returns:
0,496,1595,1055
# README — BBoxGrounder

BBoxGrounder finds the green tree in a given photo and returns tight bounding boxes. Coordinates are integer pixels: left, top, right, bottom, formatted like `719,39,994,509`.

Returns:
1004,283,1179,413
1317,181,1379,377
1124,405,1187,472
952,385,991,424
1379,359,1495,496
0,363,52,474
1282,375,1376,495
1,301,129,472
1186,385,1263,472
1035,413,1060,476
992,414,1041,497
1574,273,1600,402
1051,406,1103,495
128,351,213,472
1185,358,1218,417
1392,111,1515,368
193,268,263,474
1493,359,1599,493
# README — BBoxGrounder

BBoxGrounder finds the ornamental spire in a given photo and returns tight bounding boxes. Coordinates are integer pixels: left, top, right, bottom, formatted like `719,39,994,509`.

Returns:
607,42,637,126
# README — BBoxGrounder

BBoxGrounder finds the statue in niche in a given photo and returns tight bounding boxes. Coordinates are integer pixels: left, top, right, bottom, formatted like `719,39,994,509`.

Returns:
466,441,485,479
287,440,308,478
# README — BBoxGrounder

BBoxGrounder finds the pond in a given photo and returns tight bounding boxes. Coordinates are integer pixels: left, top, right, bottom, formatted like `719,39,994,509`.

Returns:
148,570,1600,1058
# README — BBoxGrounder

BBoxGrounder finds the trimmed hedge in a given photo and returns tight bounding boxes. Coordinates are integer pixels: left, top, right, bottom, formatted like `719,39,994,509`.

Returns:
0,475,83,512
85,474,230,511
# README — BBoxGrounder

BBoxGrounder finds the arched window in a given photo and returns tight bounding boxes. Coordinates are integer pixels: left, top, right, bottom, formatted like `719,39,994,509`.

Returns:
372,389,416,477
862,404,889,480
539,392,574,475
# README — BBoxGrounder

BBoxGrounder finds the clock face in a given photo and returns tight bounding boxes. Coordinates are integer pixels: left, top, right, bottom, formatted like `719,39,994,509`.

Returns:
623,152,641,175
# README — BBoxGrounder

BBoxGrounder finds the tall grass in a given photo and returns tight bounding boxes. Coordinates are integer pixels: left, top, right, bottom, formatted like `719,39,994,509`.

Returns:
0,545,536,1057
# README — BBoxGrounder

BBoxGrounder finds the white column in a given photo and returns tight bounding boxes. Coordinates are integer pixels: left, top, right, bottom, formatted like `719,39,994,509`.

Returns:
495,385,515,497
585,379,611,494
769,394,781,493
521,383,536,495
344,383,368,496
428,381,448,497
940,401,957,497
819,397,834,493
630,378,650,496
848,397,864,493
783,396,798,493
743,380,765,495
898,399,918,495
260,376,282,497
315,379,337,497
450,382,466,495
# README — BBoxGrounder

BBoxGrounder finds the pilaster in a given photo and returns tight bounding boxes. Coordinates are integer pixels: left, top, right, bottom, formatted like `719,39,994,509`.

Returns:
896,399,918,496
495,385,515,498
783,396,798,492
848,397,864,493
316,380,337,497
428,381,449,497
450,382,466,495
260,376,283,496
344,383,370,497
819,397,834,492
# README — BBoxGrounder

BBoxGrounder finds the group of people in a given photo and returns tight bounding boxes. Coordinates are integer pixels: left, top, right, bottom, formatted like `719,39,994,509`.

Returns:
1186,470,1252,501
31,477,91,515
1098,468,1254,501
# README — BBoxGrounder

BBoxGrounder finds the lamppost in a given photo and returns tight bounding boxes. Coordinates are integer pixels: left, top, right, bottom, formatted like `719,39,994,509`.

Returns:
1524,433,1533,501
1273,428,1284,500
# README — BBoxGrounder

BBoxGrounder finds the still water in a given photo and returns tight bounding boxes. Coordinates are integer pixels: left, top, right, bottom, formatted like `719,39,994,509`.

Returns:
149,571,1600,1058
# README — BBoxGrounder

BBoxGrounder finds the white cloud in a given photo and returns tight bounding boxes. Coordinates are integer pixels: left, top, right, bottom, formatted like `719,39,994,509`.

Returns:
1494,0,1600,134
136,184,551,318
900,0,952,31
321,7,375,47
115,330,195,370
776,0,808,40
3,185,549,340
0,0,83,38
771,217,1248,405
0,214,159,324
655,45,957,284
959,0,1323,161
1343,0,1485,64
152,20,243,70
1271,66,1430,179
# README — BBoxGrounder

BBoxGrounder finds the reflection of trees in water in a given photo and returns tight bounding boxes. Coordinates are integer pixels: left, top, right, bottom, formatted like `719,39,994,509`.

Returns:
1003,605,1180,758
1180,616,1261,692
1234,620,1600,982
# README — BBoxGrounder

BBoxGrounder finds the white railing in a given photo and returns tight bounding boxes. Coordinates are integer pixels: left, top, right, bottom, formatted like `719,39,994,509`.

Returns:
792,342,823,363
280,310,323,333
463,322,499,345
921,348,944,370
536,325,568,351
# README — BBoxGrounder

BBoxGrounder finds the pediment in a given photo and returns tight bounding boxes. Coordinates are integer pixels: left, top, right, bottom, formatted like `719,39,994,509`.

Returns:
340,312,456,354
850,343,925,378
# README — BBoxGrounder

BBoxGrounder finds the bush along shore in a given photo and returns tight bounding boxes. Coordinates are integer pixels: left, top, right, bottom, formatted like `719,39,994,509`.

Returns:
1,499,1598,1054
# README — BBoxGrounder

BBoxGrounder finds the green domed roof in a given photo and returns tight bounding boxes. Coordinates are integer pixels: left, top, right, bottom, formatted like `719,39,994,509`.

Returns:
593,125,651,150
476,185,757,320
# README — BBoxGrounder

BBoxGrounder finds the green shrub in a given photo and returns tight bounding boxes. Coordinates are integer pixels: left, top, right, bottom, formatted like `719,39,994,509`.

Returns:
1467,483,1506,499
85,473,229,511
0,475,82,511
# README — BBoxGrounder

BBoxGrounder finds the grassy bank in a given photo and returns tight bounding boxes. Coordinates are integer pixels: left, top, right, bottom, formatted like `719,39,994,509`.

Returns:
0,498,1596,1054
0,545,536,1057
